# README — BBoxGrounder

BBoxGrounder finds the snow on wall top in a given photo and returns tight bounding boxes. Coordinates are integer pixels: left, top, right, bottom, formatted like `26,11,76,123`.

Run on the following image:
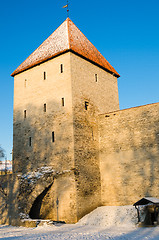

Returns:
11,18,120,77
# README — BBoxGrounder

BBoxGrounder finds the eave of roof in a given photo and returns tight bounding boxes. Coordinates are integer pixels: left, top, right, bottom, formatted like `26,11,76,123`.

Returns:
133,197,159,206
11,18,120,78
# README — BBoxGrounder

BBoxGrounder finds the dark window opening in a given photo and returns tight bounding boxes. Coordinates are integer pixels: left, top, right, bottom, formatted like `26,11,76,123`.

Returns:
29,137,32,147
44,103,46,112
62,98,65,106
95,74,98,82
60,64,63,73
24,110,26,119
52,132,55,142
85,101,89,110
44,72,46,80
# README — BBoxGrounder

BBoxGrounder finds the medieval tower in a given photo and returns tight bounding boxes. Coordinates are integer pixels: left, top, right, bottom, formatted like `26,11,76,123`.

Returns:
11,18,120,223
1,17,159,227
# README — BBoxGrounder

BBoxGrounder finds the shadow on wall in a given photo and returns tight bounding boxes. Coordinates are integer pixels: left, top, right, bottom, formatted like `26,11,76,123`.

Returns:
73,99,101,220
99,103,159,206
0,99,75,224
0,174,18,225
13,99,74,174
1,96,102,224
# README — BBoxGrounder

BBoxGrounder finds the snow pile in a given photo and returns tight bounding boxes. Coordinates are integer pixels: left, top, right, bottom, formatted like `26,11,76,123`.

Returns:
78,205,138,227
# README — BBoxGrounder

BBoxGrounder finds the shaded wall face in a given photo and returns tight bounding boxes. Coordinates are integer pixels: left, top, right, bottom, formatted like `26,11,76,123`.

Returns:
0,174,19,225
70,53,119,220
99,103,159,205
12,52,77,224
17,171,77,224
13,52,75,174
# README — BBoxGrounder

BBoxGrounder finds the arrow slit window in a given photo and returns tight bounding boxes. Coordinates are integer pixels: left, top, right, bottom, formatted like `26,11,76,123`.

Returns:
29,137,32,147
62,98,65,106
44,72,46,80
44,104,46,112
52,132,55,142
24,110,26,119
60,64,63,73
95,74,98,82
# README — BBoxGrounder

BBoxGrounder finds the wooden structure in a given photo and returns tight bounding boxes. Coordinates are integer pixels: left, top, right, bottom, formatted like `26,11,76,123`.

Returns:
134,197,159,226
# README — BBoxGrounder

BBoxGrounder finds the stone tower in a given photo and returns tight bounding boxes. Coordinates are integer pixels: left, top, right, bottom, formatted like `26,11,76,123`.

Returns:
11,18,120,223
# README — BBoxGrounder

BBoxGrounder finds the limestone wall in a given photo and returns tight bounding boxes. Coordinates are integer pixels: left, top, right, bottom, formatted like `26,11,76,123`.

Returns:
12,50,120,223
0,174,19,225
70,53,119,220
12,52,78,223
99,102,159,206
0,171,77,225
13,52,74,174
16,169,77,224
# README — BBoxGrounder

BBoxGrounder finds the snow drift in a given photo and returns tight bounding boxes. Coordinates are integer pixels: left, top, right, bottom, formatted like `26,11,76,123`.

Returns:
77,205,138,227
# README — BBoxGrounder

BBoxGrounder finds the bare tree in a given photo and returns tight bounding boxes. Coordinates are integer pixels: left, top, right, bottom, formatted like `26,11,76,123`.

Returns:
0,146,5,159
0,146,7,174
0,146,7,196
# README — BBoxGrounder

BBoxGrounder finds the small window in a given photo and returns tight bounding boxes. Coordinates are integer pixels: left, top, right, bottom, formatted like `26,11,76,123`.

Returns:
52,132,55,142
29,137,32,147
60,64,63,73
44,72,46,80
85,101,89,110
95,74,98,82
24,110,26,119
44,103,46,112
24,79,27,87
62,98,65,106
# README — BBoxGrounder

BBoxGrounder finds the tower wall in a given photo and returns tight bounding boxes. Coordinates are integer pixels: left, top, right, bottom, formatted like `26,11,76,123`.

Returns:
70,52,119,220
99,102,159,206
13,52,77,223
13,52,74,173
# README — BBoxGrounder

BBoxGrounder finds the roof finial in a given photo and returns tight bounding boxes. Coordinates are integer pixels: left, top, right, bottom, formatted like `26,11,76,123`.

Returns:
62,0,69,18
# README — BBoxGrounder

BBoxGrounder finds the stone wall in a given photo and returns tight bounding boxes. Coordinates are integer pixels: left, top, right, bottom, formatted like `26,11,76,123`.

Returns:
70,53,119,220
0,174,19,225
0,170,77,225
13,52,74,174
12,52,77,223
12,50,120,224
99,102,159,206
16,168,77,224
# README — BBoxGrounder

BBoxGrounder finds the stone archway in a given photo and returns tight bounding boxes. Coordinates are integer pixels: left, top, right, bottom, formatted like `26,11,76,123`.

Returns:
29,182,53,219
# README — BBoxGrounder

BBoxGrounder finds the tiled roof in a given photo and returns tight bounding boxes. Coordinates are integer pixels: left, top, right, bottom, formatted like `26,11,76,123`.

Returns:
11,18,120,77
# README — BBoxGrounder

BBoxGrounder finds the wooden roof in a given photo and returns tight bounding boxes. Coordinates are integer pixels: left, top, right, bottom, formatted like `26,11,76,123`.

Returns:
133,197,159,206
11,18,120,77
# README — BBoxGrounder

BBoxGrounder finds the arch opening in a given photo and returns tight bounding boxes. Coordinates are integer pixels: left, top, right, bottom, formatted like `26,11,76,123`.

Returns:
29,182,53,219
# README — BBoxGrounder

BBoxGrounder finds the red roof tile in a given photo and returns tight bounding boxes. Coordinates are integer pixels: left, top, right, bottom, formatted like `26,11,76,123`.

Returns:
11,18,120,77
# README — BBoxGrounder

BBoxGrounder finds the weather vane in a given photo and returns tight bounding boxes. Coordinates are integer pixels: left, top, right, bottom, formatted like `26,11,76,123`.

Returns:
62,0,69,18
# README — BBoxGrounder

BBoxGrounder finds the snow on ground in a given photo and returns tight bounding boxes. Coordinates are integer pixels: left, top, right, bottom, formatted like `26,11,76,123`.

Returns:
1,206,159,240
77,205,138,227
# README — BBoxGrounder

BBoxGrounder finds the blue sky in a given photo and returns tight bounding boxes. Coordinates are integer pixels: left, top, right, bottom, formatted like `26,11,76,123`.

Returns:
0,0,159,160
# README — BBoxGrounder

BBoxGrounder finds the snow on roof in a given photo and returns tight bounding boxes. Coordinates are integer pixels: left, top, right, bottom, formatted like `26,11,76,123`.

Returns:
133,197,159,206
11,18,120,78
